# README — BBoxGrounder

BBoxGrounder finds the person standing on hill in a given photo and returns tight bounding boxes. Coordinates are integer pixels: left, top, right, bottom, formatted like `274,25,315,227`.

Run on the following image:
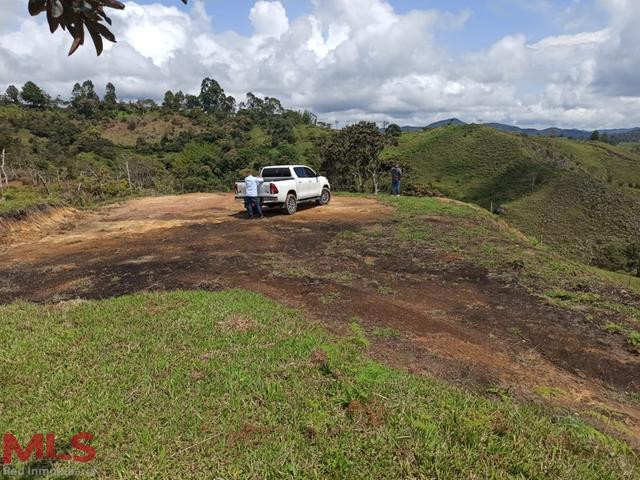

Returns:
244,170,265,220
391,164,403,196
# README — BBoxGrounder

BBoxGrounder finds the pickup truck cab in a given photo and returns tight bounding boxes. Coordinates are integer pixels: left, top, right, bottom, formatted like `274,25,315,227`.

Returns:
234,165,331,215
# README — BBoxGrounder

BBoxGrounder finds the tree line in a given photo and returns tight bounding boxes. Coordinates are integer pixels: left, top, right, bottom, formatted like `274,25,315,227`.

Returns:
0,76,404,210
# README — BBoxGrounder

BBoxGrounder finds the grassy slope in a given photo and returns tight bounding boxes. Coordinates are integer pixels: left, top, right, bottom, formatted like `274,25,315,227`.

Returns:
381,196,640,348
0,186,59,216
100,111,205,147
618,142,640,154
383,125,640,264
1,290,638,479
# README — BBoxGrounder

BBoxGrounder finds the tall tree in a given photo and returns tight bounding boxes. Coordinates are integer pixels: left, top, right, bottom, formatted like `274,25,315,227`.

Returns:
198,78,235,114
173,90,185,110
103,82,117,107
385,123,402,146
20,81,48,108
163,90,176,110
71,80,100,116
184,94,201,110
5,85,19,104
262,97,284,116
243,92,263,111
319,121,387,193
82,80,99,102
199,78,223,113
71,82,83,102
590,130,600,141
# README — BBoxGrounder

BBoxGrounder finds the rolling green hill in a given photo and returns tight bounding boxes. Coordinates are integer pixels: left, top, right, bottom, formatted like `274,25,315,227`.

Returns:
383,125,640,270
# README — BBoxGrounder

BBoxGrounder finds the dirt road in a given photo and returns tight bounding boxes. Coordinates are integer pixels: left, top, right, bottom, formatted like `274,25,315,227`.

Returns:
1,193,639,444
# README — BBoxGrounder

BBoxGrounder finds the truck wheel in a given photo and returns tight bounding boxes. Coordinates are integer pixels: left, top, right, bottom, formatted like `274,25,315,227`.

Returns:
318,188,331,206
285,194,297,215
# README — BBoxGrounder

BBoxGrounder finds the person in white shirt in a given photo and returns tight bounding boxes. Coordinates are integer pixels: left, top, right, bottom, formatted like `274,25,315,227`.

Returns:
244,170,265,219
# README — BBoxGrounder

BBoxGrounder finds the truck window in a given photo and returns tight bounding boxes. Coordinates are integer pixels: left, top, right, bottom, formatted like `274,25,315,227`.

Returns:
304,167,317,178
262,167,292,178
293,167,307,178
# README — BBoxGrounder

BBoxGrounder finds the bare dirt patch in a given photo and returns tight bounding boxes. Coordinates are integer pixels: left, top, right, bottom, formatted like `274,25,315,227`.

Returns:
1,192,638,445
0,206,82,247
218,314,256,333
101,117,204,147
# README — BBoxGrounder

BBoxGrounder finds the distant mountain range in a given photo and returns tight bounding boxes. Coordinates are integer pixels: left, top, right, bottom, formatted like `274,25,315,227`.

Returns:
398,119,640,141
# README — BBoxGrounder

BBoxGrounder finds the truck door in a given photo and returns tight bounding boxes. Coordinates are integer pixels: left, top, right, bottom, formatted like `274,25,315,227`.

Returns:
293,167,315,199
303,167,322,197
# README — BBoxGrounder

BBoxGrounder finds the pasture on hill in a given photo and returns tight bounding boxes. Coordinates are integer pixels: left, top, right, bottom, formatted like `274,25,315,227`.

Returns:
382,124,640,272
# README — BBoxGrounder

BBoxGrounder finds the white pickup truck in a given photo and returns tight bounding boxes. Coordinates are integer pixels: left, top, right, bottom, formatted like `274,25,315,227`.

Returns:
234,165,331,215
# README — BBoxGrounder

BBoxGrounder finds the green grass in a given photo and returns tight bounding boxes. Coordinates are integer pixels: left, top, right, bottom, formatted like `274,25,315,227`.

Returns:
0,186,59,215
615,142,640,155
604,323,640,351
383,125,640,268
590,267,640,294
533,386,568,399
371,326,402,339
545,289,602,305
1,290,638,479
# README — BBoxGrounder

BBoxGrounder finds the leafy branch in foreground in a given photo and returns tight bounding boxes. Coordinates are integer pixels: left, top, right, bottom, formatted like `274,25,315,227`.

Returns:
28,0,188,56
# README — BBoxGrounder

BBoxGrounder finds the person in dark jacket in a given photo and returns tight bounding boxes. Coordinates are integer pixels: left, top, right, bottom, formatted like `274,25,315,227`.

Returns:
390,164,403,196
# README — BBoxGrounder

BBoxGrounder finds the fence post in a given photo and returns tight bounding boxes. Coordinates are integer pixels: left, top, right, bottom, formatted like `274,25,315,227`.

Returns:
0,148,8,187
126,161,133,193
0,149,4,196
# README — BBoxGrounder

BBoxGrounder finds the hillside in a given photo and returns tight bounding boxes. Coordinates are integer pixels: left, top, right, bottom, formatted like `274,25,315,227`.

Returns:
383,124,640,270
0,101,327,215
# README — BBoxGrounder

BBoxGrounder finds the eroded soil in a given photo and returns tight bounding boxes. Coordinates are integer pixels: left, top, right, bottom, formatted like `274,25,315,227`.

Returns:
1,193,639,445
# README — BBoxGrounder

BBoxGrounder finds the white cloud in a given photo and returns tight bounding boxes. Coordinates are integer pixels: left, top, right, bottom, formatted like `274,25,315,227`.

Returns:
529,29,611,49
115,3,191,66
0,0,638,129
250,1,289,39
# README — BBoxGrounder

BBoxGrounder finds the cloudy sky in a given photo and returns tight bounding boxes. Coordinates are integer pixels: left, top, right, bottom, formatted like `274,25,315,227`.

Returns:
0,0,638,129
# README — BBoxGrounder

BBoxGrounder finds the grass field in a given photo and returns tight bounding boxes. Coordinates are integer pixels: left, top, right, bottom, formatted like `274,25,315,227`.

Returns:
1,290,638,479
382,125,640,268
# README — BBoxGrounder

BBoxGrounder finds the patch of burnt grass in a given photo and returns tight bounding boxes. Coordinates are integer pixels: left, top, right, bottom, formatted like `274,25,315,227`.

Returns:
1,290,638,479
364,195,640,346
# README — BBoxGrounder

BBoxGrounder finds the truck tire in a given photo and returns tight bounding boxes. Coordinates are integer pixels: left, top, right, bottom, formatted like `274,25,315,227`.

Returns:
285,193,297,215
318,188,331,206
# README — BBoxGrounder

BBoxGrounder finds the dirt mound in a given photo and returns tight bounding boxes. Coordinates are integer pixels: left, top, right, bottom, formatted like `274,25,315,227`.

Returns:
0,205,82,248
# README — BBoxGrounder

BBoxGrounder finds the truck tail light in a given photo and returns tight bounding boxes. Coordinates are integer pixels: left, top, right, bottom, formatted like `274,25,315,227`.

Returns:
270,183,279,194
